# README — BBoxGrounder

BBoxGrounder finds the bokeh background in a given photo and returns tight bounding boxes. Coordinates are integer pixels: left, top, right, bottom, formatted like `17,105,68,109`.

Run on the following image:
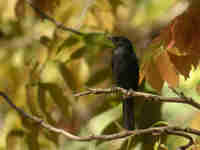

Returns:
0,0,200,150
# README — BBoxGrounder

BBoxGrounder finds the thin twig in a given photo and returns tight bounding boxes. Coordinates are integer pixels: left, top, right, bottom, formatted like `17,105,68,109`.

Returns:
0,91,197,148
76,0,95,29
171,88,200,110
25,0,85,36
74,87,200,110
0,91,42,123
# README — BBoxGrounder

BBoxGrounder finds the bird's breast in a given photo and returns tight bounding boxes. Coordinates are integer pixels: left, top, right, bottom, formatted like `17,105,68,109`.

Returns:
112,54,139,89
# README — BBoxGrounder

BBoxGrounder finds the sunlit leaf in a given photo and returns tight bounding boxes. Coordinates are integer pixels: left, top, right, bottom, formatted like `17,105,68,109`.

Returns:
153,137,161,150
151,121,169,127
86,104,122,134
153,2,200,79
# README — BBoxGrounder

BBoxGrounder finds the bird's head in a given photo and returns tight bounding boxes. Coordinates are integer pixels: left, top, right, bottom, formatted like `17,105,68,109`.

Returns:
108,36,134,53
108,36,132,46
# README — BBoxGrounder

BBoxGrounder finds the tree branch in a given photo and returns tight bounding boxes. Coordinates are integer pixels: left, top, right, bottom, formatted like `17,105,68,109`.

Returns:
0,90,197,149
76,0,95,29
25,0,85,36
74,87,200,110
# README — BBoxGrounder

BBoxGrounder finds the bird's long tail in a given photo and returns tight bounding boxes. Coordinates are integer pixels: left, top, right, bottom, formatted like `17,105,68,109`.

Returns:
123,97,134,130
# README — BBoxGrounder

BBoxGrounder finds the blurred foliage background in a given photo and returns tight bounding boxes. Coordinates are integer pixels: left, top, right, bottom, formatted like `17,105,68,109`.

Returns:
0,0,200,150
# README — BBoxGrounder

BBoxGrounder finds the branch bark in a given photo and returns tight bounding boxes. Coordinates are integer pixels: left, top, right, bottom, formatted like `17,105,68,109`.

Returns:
74,87,200,110
25,0,85,36
0,90,197,149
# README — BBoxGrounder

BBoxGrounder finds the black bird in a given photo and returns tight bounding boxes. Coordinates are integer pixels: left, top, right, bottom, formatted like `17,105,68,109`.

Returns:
110,36,139,130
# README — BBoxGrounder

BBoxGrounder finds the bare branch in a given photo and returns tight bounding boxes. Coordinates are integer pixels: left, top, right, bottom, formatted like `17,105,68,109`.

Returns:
76,0,95,29
25,0,85,36
0,91,42,123
0,91,197,150
74,87,200,110
171,88,200,110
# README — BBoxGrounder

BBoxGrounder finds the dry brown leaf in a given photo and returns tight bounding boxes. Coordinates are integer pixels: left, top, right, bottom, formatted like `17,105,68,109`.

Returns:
145,60,164,91
147,3,200,81
158,4,200,56
155,51,179,88
168,52,199,78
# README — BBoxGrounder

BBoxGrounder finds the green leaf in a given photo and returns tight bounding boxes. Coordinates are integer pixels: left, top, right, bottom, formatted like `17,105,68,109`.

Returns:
56,35,80,55
86,104,122,135
64,105,122,150
83,32,114,48
154,137,161,150
67,47,88,63
40,60,62,84
83,32,105,44
151,121,169,127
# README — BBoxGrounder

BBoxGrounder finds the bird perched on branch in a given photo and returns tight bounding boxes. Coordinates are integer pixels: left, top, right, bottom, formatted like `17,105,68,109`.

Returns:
109,36,139,130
